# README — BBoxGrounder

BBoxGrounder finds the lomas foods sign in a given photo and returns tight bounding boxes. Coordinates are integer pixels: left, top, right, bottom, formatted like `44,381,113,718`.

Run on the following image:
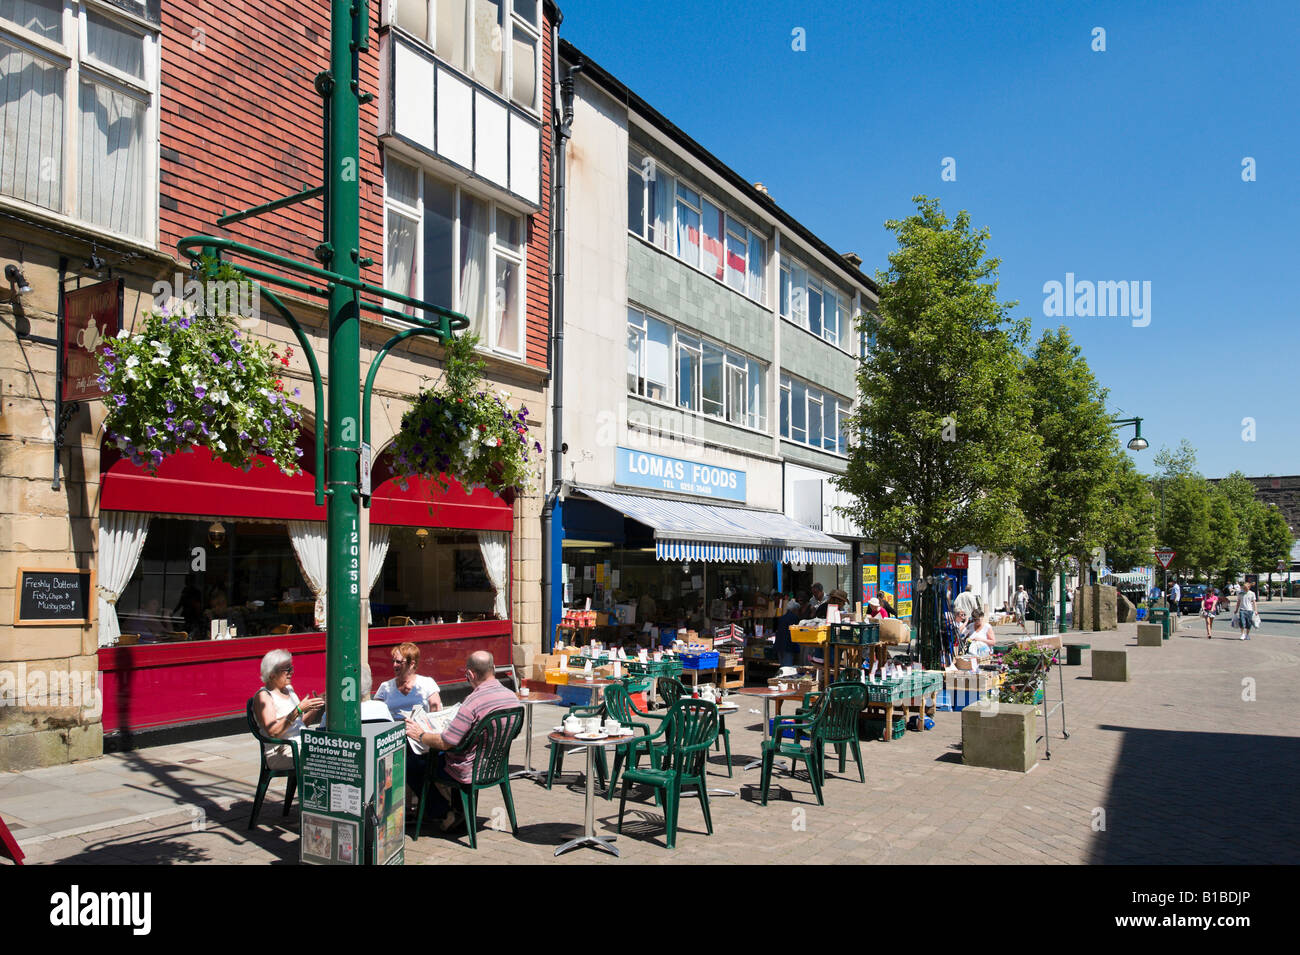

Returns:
615,447,745,503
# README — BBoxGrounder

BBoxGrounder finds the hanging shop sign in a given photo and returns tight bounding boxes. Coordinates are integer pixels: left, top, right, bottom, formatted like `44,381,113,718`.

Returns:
615,447,746,503
62,279,122,402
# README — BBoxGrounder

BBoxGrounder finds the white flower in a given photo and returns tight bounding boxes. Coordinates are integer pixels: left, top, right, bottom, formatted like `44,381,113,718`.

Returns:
180,363,194,376
150,356,170,367
125,355,140,369
211,389,230,406
214,438,227,451
117,328,130,339
151,341,172,358
482,436,499,448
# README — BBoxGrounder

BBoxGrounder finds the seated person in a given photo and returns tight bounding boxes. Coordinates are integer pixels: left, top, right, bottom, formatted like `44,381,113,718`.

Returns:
965,610,996,657
123,597,173,641
405,651,519,832
205,587,247,638
253,649,323,770
375,642,442,718
866,597,890,620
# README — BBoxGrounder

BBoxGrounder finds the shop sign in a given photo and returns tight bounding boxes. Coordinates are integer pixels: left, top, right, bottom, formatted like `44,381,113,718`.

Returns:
372,724,406,865
300,729,365,865
879,546,897,608
14,568,94,626
936,552,968,569
896,551,913,619
615,447,745,503
861,551,878,605
62,279,122,402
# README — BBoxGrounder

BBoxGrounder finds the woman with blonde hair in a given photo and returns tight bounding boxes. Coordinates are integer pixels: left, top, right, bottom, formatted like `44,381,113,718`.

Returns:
254,649,323,770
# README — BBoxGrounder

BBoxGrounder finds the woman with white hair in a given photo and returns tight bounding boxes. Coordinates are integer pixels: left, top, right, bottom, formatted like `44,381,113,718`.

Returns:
254,649,324,769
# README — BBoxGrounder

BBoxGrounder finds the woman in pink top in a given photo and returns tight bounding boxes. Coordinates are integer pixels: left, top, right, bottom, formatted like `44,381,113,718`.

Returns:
1201,589,1219,638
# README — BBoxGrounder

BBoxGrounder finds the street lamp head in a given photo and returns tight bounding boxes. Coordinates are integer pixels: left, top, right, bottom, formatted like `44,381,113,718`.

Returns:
1127,436,1149,451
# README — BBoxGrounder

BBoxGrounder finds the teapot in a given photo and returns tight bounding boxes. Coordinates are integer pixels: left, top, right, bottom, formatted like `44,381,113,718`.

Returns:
699,685,717,702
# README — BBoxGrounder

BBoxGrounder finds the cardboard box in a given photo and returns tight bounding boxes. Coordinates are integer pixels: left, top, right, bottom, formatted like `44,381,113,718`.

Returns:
877,618,910,645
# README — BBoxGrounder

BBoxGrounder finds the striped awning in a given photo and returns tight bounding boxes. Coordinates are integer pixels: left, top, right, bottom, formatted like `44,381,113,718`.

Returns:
1102,572,1151,586
580,488,850,565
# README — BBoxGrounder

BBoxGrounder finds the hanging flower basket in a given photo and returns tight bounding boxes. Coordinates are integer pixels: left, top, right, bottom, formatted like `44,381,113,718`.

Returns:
390,333,540,497
96,265,304,474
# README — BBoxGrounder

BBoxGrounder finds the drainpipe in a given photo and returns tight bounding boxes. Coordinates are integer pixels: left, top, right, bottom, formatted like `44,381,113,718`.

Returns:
540,52,581,654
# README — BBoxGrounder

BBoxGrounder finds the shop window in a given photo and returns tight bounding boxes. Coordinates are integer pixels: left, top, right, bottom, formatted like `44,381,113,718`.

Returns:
372,527,507,624
115,518,316,642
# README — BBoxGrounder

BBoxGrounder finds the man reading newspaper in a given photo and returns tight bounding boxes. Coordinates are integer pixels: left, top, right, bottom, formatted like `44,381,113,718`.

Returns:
405,651,518,833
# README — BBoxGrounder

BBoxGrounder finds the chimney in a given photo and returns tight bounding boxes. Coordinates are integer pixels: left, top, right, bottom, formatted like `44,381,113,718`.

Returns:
753,182,770,197
841,252,863,269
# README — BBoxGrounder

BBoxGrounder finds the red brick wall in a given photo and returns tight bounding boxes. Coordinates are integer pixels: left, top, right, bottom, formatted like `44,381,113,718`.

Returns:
158,2,550,371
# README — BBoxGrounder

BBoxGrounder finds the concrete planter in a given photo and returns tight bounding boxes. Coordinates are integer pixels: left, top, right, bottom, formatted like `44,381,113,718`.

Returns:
961,701,1037,773
1136,623,1163,647
1092,649,1129,681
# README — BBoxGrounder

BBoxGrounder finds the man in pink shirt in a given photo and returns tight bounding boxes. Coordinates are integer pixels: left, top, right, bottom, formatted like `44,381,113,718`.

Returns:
406,650,519,830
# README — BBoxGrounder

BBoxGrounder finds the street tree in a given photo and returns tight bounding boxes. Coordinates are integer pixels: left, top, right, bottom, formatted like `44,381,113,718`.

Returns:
1247,502,1292,577
1017,327,1118,616
1101,451,1157,571
1215,471,1257,585
836,196,1037,577
1161,473,1214,577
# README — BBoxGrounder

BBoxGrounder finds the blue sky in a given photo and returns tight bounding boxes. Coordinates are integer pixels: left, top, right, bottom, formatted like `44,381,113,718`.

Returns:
558,0,1299,479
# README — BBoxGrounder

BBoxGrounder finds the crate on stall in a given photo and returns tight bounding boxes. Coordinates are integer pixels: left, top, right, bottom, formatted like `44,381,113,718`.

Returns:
680,651,719,670
829,622,880,646
790,624,829,645
863,715,907,741
555,683,603,708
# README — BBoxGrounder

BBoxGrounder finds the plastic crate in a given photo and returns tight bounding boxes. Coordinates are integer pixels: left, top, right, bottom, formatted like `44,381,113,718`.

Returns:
680,651,719,670
863,716,906,741
626,658,683,678
790,624,829,645
556,683,601,708
829,622,880,645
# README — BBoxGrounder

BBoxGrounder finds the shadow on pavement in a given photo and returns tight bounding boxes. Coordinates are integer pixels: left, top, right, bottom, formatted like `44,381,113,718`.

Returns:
1089,725,1300,864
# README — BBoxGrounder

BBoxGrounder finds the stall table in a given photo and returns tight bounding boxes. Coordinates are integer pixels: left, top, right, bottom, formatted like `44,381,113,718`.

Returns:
862,671,943,742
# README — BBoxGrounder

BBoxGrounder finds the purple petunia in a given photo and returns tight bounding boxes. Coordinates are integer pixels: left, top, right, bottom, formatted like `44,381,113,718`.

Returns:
238,430,250,442
210,352,220,363
165,399,176,414
114,393,127,407
295,447,304,457
183,419,195,432
104,360,116,373
164,418,176,432
200,422,210,436
194,385,206,399
146,425,157,438
231,339,242,352
262,419,271,430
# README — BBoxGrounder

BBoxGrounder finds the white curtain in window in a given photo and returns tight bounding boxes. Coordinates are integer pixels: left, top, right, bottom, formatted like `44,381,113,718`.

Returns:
0,38,63,211
365,524,391,625
477,531,509,619
287,520,329,629
458,194,490,338
97,511,150,647
78,79,146,238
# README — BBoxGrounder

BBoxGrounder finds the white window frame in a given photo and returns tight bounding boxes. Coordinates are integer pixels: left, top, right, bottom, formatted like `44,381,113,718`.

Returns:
780,254,852,353
383,152,527,358
628,144,768,306
626,304,769,434
393,0,542,117
780,373,850,456
0,0,159,246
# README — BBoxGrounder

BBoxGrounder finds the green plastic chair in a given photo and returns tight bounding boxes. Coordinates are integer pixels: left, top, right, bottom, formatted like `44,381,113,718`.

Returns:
616,699,719,849
602,682,663,799
657,676,731,777
245,696,299,829
416,706,524,849
811,681,867,783
545,701,609,790
761,684,866,806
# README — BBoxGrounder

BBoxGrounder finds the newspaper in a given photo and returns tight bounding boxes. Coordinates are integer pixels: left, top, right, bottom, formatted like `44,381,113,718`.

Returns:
406,703,461,756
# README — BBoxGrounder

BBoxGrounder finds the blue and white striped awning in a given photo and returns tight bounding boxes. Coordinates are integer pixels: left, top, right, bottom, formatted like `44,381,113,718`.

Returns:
580,488,850,565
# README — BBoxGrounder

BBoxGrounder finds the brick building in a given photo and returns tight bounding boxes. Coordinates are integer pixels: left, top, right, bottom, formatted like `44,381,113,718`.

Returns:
1,0,558,766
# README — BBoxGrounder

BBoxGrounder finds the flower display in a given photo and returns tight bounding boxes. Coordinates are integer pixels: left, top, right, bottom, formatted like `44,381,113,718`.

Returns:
97,267,303,475
390,333,539,496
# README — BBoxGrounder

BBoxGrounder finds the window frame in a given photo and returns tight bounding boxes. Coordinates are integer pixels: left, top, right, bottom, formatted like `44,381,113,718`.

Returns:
779,254,853,353
393,0,543,117
0,0,159,245
780,373,850,456
383,151,528,359
627,304,769,434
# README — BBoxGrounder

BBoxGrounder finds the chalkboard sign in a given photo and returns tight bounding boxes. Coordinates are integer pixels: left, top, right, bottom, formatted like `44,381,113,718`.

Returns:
14,568,95,626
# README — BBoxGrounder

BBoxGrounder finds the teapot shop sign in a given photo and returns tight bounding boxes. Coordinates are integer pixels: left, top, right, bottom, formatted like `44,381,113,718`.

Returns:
615,447,746,503
62,279,122,402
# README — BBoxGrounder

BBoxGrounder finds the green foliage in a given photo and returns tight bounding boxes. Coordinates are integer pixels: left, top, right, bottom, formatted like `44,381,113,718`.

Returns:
1249,504,1292,574
1160,473,1213,573
1018,327,1118,577
97,264,303,475
1152,440,1200,479
995,645,1053,705
391,333,540,496
835,196,1037,571
1102,452,1157,571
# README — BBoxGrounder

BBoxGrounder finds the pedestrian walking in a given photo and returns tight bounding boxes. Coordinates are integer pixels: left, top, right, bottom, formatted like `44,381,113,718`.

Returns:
953,584,980,617
1169,580,1182,613
1235,581,1258,640
1202,589,1218,638
1014,584,1030,633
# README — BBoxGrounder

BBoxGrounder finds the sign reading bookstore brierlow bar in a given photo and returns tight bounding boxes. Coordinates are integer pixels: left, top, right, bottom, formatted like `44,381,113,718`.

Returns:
615,447,746,503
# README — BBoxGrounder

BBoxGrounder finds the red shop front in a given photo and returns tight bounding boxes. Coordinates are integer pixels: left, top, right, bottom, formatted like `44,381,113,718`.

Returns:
96,442,514,736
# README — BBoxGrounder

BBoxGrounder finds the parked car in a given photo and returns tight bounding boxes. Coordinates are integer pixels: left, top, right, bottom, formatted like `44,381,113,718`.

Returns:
1178,584,1207,614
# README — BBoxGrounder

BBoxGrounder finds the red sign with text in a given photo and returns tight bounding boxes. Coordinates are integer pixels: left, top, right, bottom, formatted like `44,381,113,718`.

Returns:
1154,549,1176,569
62,279,122,402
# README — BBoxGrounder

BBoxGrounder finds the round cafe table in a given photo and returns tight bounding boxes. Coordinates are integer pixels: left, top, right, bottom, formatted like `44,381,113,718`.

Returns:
735,686,804,771
511,690,561,782
547,731,622,858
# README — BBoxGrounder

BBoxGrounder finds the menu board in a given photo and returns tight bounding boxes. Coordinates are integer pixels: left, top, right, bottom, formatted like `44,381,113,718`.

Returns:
299,730,365,866
372,724,406,866
14,569,94,626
